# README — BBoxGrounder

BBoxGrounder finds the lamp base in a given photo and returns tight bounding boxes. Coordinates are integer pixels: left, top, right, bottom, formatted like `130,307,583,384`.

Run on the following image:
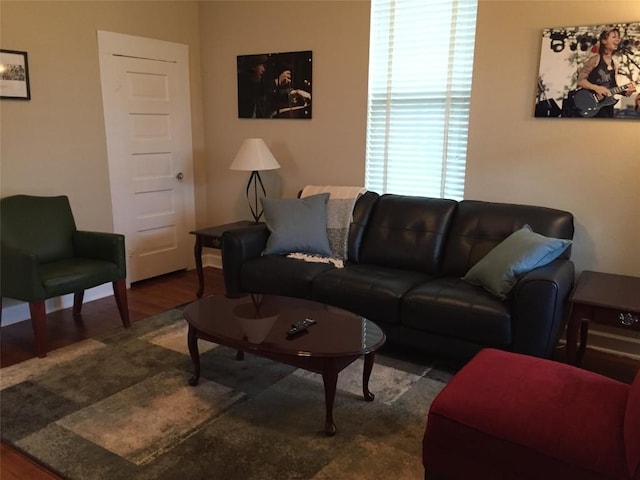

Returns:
246,170,266,223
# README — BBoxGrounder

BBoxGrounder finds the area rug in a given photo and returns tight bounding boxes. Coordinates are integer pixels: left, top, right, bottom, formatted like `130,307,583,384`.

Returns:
0,308,453,480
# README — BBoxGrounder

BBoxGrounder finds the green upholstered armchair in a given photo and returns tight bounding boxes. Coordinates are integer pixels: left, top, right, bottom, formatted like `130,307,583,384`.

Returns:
0,195,130,357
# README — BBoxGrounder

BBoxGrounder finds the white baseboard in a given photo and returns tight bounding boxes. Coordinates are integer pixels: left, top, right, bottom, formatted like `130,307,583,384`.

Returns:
206,251,223,270
585,326,640,360
1,253,224,328
1,284,115,327
559,324,640,360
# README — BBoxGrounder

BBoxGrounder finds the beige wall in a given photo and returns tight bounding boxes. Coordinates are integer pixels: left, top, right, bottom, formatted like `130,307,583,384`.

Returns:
199,0,370,224
467,0,640,276
0,0,206,231
1,0,639,280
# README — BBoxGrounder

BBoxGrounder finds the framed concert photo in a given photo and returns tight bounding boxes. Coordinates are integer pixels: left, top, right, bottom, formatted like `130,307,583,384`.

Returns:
237,50,312,119
535,21,639,119
0,49,31,100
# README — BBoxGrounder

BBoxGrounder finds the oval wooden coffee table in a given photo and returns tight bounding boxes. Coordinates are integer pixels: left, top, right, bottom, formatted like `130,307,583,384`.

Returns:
183,294,386,435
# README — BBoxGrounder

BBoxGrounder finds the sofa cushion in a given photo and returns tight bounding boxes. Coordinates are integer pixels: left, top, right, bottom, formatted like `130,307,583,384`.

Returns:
462,225,572,300
424,349,630,480
402,278,511,347
40,258,122,298
261,193,332,256
441,200,574,278
359,195,457,274
241,255,335,299
312,264,432,325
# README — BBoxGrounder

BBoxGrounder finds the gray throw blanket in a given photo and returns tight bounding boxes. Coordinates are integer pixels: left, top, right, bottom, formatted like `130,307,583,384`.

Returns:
290,185,367,265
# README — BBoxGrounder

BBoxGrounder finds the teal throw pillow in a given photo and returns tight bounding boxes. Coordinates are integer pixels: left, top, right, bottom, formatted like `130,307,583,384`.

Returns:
261,193,332,256
462,225,572,300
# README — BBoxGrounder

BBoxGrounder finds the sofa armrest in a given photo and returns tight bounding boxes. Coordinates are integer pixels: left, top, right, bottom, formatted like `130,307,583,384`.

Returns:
221,225,270,296
73,231,127,278
511,259,575,358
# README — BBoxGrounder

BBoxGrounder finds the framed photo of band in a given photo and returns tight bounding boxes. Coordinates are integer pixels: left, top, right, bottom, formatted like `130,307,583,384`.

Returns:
237,50,312,119
535,21,639,119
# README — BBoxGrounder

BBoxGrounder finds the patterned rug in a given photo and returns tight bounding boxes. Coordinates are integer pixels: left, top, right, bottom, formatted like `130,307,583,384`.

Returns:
0,308,454,480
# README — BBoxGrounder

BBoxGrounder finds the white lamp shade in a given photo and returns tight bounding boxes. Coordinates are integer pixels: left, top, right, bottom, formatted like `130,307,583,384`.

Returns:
229,138,281,171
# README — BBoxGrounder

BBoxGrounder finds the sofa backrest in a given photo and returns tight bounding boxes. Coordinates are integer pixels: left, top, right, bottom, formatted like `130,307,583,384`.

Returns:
358,194,457,274
440,200,575,277
625,369,640,480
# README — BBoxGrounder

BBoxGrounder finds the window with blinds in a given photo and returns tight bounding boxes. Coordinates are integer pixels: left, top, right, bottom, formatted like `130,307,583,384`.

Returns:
366,0,478,201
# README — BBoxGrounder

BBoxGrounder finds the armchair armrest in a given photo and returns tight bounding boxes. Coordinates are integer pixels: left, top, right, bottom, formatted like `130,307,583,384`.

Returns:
221,225,270,296
73,231,126,278
1,244,46,301
512,258,575,358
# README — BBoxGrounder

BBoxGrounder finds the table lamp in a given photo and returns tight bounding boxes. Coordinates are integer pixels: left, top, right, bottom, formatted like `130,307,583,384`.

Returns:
229,138,281,222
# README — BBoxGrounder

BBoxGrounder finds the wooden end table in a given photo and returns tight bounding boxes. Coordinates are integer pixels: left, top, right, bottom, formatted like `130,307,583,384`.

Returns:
566,271,640,366
189,221,260,297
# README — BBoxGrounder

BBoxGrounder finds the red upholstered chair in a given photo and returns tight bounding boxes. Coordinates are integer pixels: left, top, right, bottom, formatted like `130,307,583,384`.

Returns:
423,348,640,480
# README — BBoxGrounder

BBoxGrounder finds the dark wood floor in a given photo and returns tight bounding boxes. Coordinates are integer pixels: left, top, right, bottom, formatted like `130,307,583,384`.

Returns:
1,267,638,479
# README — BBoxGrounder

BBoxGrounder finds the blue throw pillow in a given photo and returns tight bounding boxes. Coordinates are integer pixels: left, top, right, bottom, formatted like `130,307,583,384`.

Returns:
261,193,332,256
462,225,572,300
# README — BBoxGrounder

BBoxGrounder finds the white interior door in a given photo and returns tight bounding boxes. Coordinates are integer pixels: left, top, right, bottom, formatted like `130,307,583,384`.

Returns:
98,31,195,283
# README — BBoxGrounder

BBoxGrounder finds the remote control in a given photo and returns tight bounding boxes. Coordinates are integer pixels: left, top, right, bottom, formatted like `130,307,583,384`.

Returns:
286,318,317,336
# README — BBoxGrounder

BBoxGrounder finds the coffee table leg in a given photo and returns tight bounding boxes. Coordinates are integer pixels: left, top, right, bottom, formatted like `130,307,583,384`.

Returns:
322,368,338,436
188,324,201,386
363,352,376,401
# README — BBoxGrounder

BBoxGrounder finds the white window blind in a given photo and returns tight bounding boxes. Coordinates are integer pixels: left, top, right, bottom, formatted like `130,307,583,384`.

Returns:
366,0,477,200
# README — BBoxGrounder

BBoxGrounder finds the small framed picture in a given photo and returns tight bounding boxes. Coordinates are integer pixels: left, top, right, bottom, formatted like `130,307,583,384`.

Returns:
1,49,31,100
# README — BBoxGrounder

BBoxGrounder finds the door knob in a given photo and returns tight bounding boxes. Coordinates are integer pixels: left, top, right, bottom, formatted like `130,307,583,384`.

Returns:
176,172,184,181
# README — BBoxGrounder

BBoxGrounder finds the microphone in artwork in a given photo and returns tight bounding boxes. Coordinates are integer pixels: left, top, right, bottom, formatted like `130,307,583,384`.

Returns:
617,39,639,52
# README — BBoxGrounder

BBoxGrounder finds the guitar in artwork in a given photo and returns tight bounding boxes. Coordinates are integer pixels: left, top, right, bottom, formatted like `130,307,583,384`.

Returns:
573,81,637,117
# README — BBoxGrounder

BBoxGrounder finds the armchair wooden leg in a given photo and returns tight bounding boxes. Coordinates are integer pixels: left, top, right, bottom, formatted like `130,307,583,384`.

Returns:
73,291,85,318
29,301,48,358
113,279,131,328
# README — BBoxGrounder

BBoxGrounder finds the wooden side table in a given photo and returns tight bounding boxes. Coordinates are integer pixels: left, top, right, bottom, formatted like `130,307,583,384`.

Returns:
566,271,640,365
189,221,260,297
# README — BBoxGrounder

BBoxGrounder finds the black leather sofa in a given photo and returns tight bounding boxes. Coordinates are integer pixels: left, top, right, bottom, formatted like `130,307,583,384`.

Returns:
222,192,575,360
